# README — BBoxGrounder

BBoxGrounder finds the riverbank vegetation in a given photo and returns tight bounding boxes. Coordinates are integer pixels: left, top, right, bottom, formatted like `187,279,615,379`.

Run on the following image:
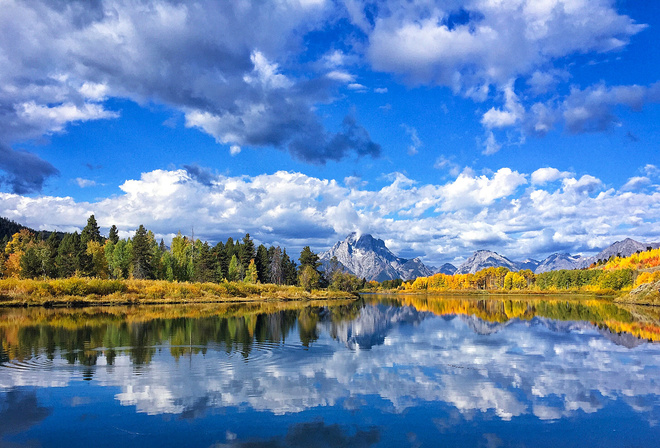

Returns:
0,216,364,306
369,248,660,305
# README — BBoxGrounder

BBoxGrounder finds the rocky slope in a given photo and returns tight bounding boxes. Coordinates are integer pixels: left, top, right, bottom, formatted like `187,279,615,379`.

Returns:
320,233,434,281
455,250,519,274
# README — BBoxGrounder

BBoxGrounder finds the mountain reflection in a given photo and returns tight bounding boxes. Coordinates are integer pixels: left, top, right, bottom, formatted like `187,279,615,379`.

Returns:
1,296,659,425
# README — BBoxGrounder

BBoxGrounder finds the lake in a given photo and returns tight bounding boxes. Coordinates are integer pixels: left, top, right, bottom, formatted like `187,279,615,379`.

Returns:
1,295,659,447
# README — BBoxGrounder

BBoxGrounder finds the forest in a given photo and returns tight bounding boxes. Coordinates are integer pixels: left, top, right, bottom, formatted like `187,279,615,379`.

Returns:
0,216,364,295
397,247,660,295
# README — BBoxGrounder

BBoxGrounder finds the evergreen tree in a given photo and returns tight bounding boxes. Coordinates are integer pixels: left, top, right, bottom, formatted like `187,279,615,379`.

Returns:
132,225,153,279
45,232,59,278
56,232,81,277
194,241,215,283
282,250,297,285
255,244,270,283
298,246,321,272
108,225,119,244
239,233,255,272
20,243,42,279
81,214,102,245
213,241,227,281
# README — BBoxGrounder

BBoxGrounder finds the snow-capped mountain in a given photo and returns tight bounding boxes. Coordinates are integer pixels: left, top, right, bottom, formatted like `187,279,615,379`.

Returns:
535,253,586,274
518,259,540,272
455,250,519,274
320,233,434,281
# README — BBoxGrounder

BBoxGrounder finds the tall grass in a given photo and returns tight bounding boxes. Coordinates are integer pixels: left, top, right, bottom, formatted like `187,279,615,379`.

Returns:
0,277,353,306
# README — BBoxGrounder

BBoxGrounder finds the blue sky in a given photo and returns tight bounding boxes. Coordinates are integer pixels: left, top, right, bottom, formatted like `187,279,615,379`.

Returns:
0,0,659,266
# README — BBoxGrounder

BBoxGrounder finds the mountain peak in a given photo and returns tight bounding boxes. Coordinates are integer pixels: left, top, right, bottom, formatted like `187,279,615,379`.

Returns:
321,233,433,281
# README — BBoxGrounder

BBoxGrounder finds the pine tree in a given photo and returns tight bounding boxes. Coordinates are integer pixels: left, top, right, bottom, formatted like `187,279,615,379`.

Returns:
282,250,297,285
132,225,153,279
56,232,81,277
239,234,255,272
255,244,270,283
108,225,119,244
81,215,102,245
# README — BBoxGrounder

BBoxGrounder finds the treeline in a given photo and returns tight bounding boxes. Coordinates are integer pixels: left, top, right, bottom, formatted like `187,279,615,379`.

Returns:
0,215,364,293
396,265,636,293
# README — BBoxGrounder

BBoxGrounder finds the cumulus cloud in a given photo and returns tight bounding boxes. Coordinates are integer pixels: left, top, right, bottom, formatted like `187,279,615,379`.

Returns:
531,167,572,185
0,0,380,191
364,0,644,89
621,176,651,191
1,165,659,264
352,0,657,146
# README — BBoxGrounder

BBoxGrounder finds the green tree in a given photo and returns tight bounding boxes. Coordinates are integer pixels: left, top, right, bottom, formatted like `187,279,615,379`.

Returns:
108,225,119,245
299,265,320,292
255,244,270,283
131,225,153,279
227,254,243,281
282,250,297,285
239,234,255,272
81,214,102,245
56,232,81,277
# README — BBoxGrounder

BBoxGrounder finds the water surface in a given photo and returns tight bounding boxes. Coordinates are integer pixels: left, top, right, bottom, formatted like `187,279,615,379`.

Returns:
1,295,659,447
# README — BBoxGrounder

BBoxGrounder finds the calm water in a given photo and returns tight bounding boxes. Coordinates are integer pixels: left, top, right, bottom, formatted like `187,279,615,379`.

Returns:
1,295,659,447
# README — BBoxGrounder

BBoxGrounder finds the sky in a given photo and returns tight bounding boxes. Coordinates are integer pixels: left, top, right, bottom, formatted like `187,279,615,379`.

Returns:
0,0,659,267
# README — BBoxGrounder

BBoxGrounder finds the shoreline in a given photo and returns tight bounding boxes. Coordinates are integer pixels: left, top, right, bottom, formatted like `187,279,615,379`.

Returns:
0,278,357,308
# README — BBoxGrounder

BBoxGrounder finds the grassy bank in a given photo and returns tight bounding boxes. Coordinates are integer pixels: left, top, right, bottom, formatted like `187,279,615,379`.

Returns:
0,277,357,307
615,280,660,306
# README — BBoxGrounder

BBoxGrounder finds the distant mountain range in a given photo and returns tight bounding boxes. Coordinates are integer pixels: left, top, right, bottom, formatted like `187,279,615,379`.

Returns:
321,234,660,282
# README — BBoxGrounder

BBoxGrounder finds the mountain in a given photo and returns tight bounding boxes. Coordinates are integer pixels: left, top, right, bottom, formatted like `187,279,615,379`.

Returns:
535,253,585,274
435,263,457,275
594,238,660,262
320,233,434,281
518,259,540,272
455,250,519,274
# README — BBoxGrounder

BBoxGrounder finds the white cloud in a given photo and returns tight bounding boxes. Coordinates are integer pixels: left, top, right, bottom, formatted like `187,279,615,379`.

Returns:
401,124,422,156
481,82,524,129
374,87,388,94
365,0,645,89
2,166,659,265
481,131,502,155
326,70,355,83
531,168,573,185
347,83,367,91
230,145,241,156
621,176,651,191
74,178,97,188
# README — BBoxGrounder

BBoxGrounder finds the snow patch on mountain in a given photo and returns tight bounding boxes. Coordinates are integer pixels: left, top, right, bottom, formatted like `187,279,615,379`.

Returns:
320,233,434,281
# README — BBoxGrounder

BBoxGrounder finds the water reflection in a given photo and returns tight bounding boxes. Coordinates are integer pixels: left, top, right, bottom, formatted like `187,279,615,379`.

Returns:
1,296,659,447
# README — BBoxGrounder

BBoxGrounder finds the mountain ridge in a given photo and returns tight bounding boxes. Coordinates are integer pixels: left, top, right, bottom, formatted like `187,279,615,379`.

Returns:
321,233,660,281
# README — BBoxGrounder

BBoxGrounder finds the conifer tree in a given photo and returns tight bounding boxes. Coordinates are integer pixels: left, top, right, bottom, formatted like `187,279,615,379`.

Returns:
255,244,270,283
132,225,153,279
239,233,255,272
108,225,119,244
81,215,102,245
